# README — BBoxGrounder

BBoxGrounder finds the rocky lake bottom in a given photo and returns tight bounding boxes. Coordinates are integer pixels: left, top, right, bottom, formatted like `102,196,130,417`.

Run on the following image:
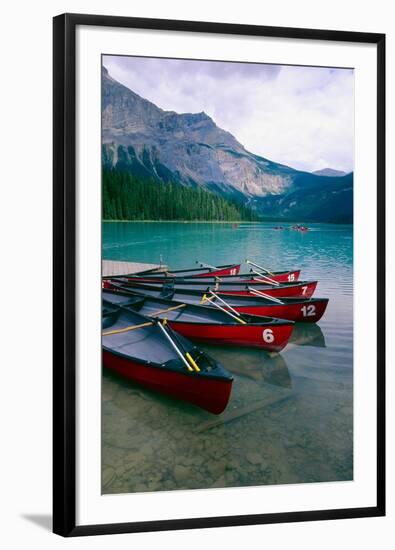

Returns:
102,327,353,494
102,222,353,494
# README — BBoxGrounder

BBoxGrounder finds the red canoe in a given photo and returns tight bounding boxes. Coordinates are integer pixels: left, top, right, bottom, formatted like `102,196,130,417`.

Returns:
106,282,328,323
222,298,327,322
124,269,301,285
103,290,295,352
109,278,318,298
133,263,241,279
102,304,233,414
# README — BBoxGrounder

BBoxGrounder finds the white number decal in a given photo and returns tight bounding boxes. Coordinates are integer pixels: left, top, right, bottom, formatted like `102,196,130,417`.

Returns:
262,328,275,343
301,304,316,317
301,285,308,295
288,273,295,281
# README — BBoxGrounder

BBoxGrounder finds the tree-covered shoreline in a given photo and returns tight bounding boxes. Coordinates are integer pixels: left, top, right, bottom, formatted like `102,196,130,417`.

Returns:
102,169,260,222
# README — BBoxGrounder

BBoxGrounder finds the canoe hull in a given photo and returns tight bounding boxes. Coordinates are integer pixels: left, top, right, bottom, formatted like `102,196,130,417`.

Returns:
220,281,317,298
168,321,294,352
227,299,328,322
249,269,301,283
113,280,318,298
125,269,301,285
103,350,233,414
193,264,241,277
103,282,326,322
135,263,241,279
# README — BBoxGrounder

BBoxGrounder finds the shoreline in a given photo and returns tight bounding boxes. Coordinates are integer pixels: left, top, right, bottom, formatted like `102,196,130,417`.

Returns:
102,219,256,224
102,219,353,225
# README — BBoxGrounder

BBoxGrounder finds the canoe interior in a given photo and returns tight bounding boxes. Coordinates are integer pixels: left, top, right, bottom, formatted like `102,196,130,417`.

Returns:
102,290,293,327
114,278,314,291
102,306,231,381
135,263,239,277
107,281,325,307
128,270,297,281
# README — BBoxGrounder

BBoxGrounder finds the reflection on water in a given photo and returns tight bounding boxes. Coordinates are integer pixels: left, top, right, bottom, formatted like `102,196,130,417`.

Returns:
290,323,326,348
102,222,353,494
199,345,292,387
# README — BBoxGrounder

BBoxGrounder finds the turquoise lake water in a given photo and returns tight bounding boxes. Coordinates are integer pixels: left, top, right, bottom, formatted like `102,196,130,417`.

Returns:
102,222,353,494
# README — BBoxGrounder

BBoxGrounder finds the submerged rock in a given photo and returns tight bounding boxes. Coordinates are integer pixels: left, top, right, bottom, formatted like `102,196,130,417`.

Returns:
207,459,227,478
102,467,116,490
246,452,263,465
173,465,192,484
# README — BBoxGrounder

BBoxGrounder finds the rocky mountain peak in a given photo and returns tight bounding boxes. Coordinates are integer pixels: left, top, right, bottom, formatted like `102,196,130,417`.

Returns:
101,67,353,222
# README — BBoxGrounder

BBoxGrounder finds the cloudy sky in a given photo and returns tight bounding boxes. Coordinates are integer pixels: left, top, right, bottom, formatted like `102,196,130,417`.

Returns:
103,55,354,173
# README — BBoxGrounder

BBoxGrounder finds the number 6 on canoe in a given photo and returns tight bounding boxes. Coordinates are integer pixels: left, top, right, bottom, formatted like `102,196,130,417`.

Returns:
262,329,275,343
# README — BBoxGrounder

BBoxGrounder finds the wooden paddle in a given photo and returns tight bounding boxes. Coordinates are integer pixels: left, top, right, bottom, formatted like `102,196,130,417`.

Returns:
149,303,187,316
158,320,200,372
207,291,247,324
248,286,284,304
102,321,153,336
249,268,280,286
102,304,187,335
246,259,275,276
196,260,218,270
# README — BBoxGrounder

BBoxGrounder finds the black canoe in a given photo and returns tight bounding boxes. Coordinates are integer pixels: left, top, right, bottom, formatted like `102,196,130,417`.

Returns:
102,303,233,414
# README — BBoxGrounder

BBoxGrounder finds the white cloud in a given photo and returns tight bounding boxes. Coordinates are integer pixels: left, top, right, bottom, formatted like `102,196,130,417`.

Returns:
103,56,354,173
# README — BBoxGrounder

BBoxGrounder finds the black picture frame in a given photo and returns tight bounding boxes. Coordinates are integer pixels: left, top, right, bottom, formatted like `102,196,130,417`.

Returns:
53,13,386,537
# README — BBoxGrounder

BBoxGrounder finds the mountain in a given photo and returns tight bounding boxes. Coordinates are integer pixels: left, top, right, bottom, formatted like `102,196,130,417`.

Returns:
312,168,347,177
102,66,353,223
254,173,353,223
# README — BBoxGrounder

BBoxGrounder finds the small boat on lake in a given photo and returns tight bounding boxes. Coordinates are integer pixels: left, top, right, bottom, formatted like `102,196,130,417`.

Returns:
103,290,295,352
106,278,318,298
105,282,328,323
291,224,309,232
102,303,233,414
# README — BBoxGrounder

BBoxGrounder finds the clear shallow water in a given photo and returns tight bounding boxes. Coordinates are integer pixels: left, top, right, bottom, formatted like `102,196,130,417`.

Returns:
102,222,353,494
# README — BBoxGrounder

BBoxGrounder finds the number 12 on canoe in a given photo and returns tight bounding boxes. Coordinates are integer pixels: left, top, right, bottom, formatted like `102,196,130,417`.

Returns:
301,304,316,317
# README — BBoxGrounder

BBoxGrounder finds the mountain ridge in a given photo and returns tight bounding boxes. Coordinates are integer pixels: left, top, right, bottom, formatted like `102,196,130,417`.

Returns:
102,66,353,222
312,168,348,177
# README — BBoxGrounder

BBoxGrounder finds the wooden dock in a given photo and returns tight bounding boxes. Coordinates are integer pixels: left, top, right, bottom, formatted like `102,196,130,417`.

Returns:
102,260,167,277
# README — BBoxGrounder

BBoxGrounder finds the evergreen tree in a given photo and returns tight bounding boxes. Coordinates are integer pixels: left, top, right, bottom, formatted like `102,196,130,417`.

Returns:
102,169,260,222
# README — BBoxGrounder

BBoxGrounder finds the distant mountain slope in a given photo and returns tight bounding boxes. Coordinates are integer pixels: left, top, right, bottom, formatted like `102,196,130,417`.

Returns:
254,173,353,223
102,66,353,223
312,168,347,177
